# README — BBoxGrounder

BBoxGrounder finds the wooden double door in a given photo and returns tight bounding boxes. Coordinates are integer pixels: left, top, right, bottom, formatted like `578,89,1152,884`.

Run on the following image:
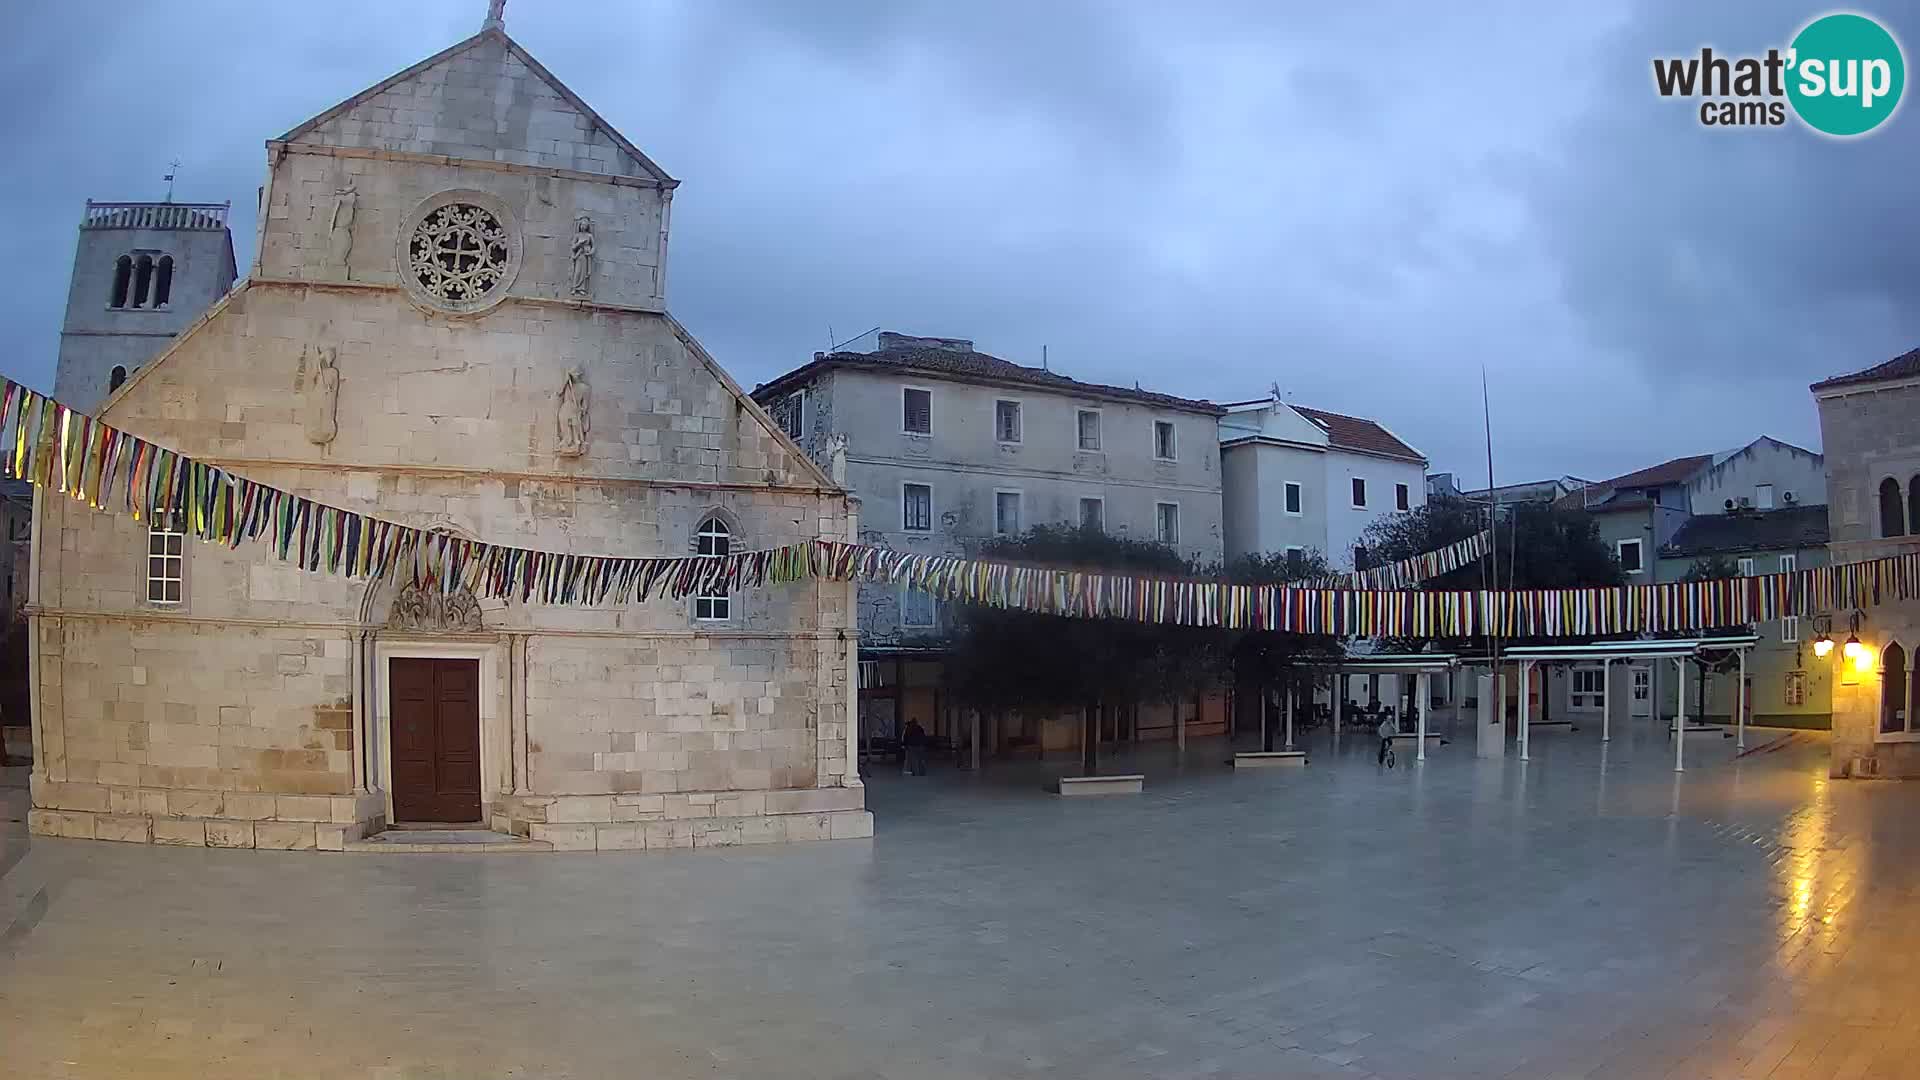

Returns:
389,657,481,823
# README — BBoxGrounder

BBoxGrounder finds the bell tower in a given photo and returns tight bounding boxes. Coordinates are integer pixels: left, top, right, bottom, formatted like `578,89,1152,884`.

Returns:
54,199,238,412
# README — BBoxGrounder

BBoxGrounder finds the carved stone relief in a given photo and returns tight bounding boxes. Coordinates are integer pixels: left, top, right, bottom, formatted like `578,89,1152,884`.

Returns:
556,367,590,457
327,184,357,277
387,581,485,633
568,213,595,298
304,345,340,446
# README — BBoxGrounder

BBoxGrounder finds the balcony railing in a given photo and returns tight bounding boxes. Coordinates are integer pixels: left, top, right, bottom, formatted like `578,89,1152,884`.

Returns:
82,200,230,231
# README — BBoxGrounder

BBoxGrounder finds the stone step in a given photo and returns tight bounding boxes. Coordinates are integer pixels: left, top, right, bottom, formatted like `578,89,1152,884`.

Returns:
344,829,552,854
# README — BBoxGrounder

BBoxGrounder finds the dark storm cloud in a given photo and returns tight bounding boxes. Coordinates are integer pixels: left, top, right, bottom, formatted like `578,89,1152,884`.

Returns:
0,1,1911,486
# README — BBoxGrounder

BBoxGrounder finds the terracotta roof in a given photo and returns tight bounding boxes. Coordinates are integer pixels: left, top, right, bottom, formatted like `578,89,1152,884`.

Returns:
1811,346,1920,391
1597,454,1714,491
1289,405,1425,463
1662,505,1830,557
753,345,1224,414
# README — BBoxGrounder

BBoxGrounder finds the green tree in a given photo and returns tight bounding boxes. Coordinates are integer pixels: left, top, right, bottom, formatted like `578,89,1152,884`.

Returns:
942,525,1225,774
1223,548,1343,749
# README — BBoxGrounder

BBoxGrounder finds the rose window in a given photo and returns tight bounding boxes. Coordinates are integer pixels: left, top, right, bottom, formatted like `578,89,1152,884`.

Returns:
407,203,511,304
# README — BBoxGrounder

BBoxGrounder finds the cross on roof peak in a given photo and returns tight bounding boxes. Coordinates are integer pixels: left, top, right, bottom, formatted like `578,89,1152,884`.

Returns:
482,0,506,32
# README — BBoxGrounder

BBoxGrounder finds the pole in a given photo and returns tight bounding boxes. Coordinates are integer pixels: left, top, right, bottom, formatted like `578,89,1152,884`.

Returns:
1176,695,1188,754
1601,658,1611,743
1083,701,1099,776
971,709,981,772
1333,675,1343,737
1518,660,1531,761
1673,659,1686,772
1283,679,1295,750
1736,649,1748,751
1260,690,1272,752
1417,672,1430,762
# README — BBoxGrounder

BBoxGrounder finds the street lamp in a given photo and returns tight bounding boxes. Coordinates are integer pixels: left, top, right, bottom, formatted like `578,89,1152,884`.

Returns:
1811,613,1835,658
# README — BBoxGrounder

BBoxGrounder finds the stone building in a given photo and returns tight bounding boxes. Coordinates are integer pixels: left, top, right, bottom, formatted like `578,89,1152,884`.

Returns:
55,201,239,413
1812,347,1920,778
752,332,1227,757
27,12,869,850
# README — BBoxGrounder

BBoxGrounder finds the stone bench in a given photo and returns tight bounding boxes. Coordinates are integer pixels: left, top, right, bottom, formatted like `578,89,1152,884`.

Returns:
1053,774,1145,796
1232,751,1308,768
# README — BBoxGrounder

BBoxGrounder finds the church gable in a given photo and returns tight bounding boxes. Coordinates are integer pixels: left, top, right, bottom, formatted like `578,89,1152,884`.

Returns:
281,31,673,183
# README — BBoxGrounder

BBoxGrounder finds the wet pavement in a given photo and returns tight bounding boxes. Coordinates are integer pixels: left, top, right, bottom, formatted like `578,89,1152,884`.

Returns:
2,717,1915,1079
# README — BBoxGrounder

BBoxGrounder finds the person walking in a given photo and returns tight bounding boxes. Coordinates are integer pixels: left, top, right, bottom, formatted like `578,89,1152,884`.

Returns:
903,719,930,777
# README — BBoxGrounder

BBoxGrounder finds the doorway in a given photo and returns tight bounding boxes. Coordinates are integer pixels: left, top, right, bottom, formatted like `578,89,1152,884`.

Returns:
389,657,482,823
1630,665,1652,718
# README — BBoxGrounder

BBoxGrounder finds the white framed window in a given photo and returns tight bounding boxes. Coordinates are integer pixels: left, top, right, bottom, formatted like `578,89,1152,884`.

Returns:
1570,667,1605,709
1350,477,1367,508
902,482,933,532
775,389,806,440
1737,557,1756,577
994,490,1022,537
1784,670,1807,706
1153,420,1176,461
1755,483,1775,509
1632,666,1650,701
1782,615,1800,643
146,513,185,605
900,586,938,629
1284,482,1303,516
995,399,1022,444
1155,502,1180,545
1617,538,1644,574
1079,497,1105,531
1076,408,1102,452
693,515,731,621
902,386,932,435
1778,553,1797,574
1395,483,1410,511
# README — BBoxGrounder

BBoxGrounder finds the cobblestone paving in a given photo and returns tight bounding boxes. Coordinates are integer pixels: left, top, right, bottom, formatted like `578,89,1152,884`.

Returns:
2,719,1915,1079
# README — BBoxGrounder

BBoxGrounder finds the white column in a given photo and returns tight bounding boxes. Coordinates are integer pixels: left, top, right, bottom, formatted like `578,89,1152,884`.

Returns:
1176,699,1187,754
1518,660,1532,761
1417,672,1430,762
1736,649,1748,750
1333,677,1343,736
1674,658,1687,772
1283,682,1295,750
1600,658,1612,743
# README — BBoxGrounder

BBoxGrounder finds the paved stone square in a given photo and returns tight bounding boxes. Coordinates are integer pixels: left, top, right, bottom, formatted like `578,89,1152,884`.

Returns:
3,715,1917,1079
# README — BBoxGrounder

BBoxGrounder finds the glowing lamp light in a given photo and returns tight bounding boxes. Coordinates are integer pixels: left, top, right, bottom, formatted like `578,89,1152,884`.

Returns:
1812,636,1834,659
1852,646,1876,674
1843,634,1865,662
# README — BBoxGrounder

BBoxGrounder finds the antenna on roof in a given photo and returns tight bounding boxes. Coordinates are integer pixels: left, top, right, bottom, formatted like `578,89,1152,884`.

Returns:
828,326,880,353
1042,344,1048,371
1268,381,1282,403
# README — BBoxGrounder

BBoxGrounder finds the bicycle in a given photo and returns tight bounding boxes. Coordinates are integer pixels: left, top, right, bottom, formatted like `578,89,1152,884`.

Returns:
1385,744,1396,769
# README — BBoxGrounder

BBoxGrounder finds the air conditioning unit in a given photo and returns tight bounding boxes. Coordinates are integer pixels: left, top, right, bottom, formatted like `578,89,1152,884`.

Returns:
1724,498,1735,510
1782,490,1797,504
1737,496,1751,508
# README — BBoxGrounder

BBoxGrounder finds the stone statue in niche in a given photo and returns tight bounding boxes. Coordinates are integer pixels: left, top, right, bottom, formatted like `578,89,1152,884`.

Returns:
568,213,595,298
556,367,590,457
825,432,850,486
387,581,485,632
328,183,358,277
304,345,340,446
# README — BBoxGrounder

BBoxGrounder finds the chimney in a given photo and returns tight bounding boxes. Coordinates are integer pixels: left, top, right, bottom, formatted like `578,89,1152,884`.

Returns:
877,331,973,353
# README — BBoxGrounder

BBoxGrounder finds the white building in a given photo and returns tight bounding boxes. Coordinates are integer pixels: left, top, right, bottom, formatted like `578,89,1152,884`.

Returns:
1218,396,1429,568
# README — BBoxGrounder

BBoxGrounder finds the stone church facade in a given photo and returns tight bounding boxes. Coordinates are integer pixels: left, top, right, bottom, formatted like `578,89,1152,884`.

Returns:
27,19,870,850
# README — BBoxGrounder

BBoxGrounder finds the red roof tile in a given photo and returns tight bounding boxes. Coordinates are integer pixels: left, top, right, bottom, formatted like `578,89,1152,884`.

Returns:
1811,346,1920,391
1597,454,1714,490
1289,406,1424,463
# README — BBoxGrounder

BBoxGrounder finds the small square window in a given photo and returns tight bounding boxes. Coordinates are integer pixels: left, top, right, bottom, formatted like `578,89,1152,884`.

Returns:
1785,670,1806,706
903,387,931,435
903,483,932,532
1351,478,1367,508
995,491,1022,536
1395,483,1409,511
1156,502,1180,545
1077,409,1102,452
1079,497,1104,531
1284,482,1302,515
1779,554,1797,574
776,389,806,440
1737,557,1755,577
1153,420,1176,461
1617,539,1643,574
1782,615,1800,644
995,400,1022,444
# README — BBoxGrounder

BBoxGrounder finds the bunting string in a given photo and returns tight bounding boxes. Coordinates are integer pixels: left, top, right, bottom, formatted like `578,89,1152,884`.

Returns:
4,375,1917,638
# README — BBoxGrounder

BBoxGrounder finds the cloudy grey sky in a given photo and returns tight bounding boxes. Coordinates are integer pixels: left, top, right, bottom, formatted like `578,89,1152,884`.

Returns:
2,0,1915,484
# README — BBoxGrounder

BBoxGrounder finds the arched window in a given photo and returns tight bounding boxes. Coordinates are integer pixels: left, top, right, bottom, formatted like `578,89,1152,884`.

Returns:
694,515,731,621
109,255,133,308
109,366,127,391
131,254,154,309
1910,476,1920,540
1883,641,1909,735
153,255,174,308
1879,477,1906,538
